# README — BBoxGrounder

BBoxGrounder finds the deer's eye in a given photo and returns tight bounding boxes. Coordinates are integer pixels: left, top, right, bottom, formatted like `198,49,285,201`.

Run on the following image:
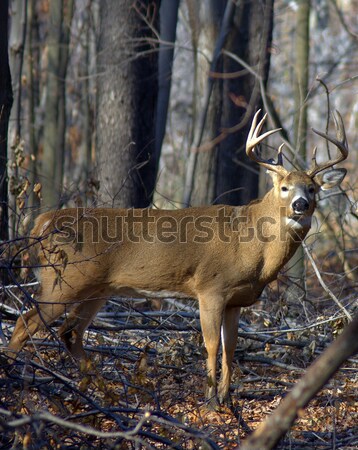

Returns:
281,186,288,192
308,186,315,194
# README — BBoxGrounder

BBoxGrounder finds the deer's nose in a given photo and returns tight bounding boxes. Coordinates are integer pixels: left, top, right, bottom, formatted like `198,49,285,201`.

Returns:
292,197,309,213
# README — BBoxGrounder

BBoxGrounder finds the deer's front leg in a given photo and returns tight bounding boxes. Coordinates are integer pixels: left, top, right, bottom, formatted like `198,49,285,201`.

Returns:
218,306,240,404
198,293,224,407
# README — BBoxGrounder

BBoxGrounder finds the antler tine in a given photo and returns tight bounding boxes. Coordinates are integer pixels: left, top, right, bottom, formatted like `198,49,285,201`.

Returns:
246,110,287,176
308,110,349,177
277,143,285,165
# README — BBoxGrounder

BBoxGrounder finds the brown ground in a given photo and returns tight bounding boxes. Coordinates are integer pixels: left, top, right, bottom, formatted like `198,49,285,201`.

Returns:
1,295,357,449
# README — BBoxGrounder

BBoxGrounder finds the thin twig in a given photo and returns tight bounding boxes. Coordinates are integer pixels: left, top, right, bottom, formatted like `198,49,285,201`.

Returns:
302,242,352,320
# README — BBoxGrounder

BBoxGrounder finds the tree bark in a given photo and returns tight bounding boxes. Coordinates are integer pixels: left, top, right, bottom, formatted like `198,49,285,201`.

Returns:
41,1,62,209
8,0,27,237
57,0,74,205
96,0,159,208
27,0,41,210
184,0,225,206
41,0,73,209
0,0,13,241
81,2,94,206
215,0,274,206
293,0,310,159
286,0,311,296
155,0,180,170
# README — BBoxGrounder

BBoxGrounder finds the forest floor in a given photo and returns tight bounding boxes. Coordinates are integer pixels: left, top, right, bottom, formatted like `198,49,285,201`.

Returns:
0,291,357,449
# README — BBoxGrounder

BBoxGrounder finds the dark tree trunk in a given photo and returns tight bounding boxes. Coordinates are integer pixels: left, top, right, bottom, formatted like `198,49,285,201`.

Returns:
96,0,160,208
27,0,41,210
155,0,180,169
8,0,27,238
215,0,274,206
0,0,13,241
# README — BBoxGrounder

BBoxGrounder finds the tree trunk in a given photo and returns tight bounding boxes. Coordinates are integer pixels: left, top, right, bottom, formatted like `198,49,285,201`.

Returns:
0,0,13,242
184,0,225,206
286,0,311,297
155,0,180,171
41,0,73,209
41,1,62,209
27,0,41,211
57,0,74,205
215,0,274,206
293,0,310,160
69,0,95,207
96,0,159,208
8,0,27,238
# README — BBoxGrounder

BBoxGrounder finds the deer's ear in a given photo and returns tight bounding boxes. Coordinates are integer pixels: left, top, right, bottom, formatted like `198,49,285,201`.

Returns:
314,168,347,190
267,170,284,186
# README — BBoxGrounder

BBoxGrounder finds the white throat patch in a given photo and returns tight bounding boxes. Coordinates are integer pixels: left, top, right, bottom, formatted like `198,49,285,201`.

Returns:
284,216,312,230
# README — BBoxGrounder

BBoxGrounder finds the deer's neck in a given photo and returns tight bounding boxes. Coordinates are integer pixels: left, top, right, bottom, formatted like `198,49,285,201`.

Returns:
239,190,311,283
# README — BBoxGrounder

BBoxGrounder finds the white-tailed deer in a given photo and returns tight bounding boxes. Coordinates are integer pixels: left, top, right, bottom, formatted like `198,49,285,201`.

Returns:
6,110,348,405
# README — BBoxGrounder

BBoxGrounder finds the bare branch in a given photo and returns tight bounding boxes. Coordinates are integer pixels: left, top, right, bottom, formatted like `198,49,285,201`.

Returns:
303,242,352,320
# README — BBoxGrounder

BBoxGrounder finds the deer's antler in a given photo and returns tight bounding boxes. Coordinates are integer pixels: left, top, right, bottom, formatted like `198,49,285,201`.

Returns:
246,110,287,177
307,110,349,178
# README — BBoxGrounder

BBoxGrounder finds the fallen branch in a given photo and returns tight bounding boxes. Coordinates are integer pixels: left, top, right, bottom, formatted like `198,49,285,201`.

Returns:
239,313,358,450
240,355,305,373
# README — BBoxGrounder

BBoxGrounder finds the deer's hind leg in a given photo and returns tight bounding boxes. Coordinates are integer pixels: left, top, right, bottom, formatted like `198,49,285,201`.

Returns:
7,273,106,358
59,292,106,360
7,282,74,357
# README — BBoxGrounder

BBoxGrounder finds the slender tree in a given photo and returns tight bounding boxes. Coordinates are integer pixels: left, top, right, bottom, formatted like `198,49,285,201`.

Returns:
287,0,311,295
27,0,41,210
40,0,74,209
8,0,27,237
0,0,13,241
183,0,226,206
155,0,180,171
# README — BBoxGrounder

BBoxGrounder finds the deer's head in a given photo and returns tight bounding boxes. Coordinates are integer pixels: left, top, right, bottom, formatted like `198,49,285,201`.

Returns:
246,110,348,223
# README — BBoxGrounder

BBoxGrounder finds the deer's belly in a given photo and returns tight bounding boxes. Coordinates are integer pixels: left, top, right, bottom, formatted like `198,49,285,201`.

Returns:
225,283,264,307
